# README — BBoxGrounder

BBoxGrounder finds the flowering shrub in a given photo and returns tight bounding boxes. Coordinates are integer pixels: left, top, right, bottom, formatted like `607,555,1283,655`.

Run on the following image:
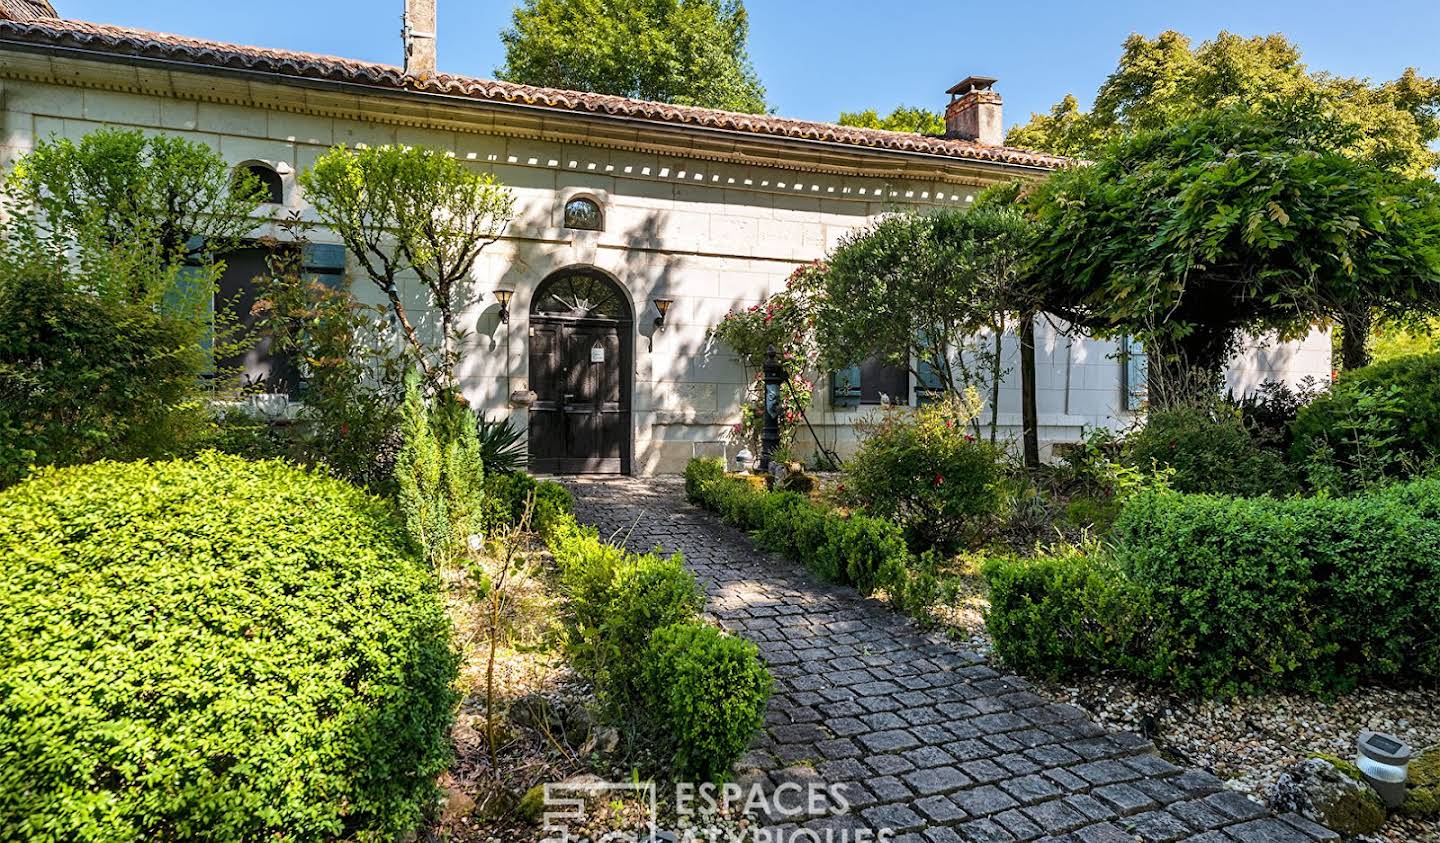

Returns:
840,393,1003,551
708,263,822,452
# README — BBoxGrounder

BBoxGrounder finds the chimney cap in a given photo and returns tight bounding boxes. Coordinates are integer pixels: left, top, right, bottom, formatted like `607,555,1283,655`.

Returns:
948,76,998,97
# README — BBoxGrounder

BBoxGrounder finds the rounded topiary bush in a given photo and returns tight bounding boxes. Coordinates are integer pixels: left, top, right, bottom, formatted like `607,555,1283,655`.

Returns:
0,453,458,842
641,622,772,782
1127,405,1292,496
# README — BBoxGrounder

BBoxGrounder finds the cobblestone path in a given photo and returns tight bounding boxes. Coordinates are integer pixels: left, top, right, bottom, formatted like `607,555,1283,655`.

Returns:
564,477,1338,843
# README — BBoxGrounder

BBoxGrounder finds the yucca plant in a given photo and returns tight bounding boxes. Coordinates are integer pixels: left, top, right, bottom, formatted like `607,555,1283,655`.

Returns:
476,414,527,475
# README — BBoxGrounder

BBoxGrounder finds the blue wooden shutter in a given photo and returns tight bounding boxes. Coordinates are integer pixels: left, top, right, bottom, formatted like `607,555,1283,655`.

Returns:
830,365,861,408
1121,334,1147,411
303,243,347,287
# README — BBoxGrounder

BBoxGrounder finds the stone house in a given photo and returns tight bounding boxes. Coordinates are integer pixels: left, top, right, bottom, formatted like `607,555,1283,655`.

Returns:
0,1,1332,474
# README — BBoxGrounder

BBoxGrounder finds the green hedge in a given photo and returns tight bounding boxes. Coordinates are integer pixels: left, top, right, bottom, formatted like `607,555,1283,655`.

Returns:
985,479,1440,695
0,453,458,842
684,458,931,607
1291,353,1440,478
505,478,770,782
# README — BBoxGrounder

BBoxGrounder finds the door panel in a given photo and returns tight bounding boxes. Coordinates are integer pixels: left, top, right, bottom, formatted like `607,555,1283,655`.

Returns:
528,317,631,474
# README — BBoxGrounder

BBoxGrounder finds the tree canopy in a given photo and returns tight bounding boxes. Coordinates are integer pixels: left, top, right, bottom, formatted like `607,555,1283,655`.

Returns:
1008,31,1440,177
838,105,945,135
498,0,768,114
299,145,515,389
1024,105,1440,397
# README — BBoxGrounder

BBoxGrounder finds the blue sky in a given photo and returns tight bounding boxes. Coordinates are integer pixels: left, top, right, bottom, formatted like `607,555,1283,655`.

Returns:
57,0,1440,131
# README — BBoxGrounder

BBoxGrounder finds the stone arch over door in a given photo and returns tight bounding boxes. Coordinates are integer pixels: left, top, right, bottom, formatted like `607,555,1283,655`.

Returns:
527,266,634,475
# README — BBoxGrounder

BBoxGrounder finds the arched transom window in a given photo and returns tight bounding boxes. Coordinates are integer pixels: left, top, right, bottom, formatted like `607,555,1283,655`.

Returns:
563,196,603,231
238,163,284,205
531,269,629,320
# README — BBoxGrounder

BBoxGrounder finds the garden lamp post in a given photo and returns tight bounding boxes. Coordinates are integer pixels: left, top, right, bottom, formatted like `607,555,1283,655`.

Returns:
760,346,783,471
1357,731,1412,808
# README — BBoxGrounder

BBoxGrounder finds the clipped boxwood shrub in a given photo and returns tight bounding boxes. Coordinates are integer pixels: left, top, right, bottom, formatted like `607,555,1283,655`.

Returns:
1291,353,1440,478
0,453,458,842
557,533,704,702
641,622,772,781
1127,405,1292,496
1112,481,1440,694
982,550,1162,682
684,458,914,597
484,470,573,538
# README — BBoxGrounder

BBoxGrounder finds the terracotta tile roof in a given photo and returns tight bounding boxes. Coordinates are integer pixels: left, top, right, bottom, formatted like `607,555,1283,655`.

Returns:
0,17,1069,171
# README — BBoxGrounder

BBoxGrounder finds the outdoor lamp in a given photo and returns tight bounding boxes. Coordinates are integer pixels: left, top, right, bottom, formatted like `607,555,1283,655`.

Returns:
1357,731,1412,808
653,297,673,331
494,287,514,324
734,448,753,472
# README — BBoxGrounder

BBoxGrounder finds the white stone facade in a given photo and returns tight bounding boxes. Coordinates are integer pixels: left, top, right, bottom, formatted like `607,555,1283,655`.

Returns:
0,51,1332,474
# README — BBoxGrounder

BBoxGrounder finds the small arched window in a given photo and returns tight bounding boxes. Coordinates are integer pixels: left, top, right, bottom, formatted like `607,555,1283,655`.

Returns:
563,196,603,231
238,163,284,205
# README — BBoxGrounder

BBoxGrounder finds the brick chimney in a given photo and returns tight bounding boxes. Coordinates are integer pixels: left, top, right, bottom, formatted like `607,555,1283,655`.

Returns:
945,76,1003,146
403,0,437,78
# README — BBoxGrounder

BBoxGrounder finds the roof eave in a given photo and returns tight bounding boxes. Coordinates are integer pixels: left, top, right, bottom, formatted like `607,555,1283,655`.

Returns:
0,35,1059,178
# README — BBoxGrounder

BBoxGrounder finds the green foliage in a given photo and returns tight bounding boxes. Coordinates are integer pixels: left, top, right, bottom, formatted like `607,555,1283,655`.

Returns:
841,400,1004,550
1126,405,1293,496
396,372,451,567
537,492,769,780
483,471,572,539
250,225,406,490
683,458,921,601
640,622,772,781
1292,353,1440,490
1226,378,1323,453
1025,105,1440,392
498,0,767,113
0,453,458,841
1008,30,1440,177
1112,481,1440,694
10,128,265,268
476,414,527,475
299,145,514,388
838,105,945,135
557,539,704,704
0,260,208,487
815,202,1035,413
709,264,820,451
982,549,1159,681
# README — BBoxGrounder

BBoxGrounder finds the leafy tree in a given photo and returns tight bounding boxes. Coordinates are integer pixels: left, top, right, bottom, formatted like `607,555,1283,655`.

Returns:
1009,31,1440,178
838,105,944,135
1025,105,1440,401
814,190,1042,463
498,0,768,114
9,128,265,289
299,145,515,390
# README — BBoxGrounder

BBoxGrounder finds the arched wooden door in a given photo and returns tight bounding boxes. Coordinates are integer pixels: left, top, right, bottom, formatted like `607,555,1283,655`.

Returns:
527,268,633,474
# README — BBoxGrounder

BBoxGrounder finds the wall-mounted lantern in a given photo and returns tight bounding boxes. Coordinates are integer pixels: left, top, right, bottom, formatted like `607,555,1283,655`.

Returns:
494,287,515,324
653,297,674,331
649,297,673,351
1357,730,1412,808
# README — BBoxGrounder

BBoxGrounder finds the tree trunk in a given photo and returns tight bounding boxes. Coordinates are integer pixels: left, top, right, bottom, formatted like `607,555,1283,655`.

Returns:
1147,328,1234,408
1020,313,1040,470
989,332,1002,445
1339,309,1371,372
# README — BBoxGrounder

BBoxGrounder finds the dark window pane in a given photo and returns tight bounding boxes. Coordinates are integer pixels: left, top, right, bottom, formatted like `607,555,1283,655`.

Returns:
238,164,284,204
563,197,602,231
532,270,629,320
860,356,908,405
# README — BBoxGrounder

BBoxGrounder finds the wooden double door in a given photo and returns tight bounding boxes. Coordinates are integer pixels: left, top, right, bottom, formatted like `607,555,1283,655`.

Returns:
528,317,632,474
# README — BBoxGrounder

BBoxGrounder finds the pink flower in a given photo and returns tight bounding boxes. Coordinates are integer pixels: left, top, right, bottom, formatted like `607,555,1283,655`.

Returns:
934,474,945,486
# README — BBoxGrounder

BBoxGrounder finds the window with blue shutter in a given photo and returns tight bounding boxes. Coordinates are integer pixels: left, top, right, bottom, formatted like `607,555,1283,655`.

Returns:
302,243,347,287
1120,334,1147,411
831,364,861,408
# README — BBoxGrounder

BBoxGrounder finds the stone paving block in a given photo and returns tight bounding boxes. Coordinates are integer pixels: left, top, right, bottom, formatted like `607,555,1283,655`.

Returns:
953,784,1021,817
